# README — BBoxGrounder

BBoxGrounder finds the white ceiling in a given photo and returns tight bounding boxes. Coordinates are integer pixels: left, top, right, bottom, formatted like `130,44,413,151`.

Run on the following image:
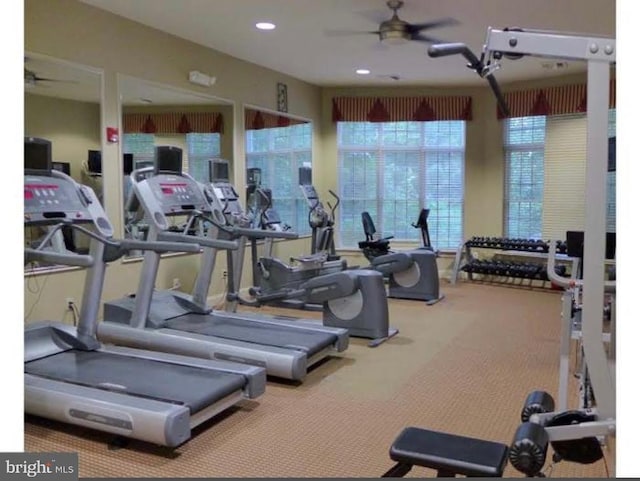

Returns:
80,0,616,87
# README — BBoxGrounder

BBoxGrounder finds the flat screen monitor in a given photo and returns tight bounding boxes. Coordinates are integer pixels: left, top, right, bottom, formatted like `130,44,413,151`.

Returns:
52,161,71,175
88,150,102,173
246,167,261,186
566,230,616,260
123,153,134,175
154,146,182,174
298,166,312,185
209,159,230,182
608,136,616,172
24,137,52,172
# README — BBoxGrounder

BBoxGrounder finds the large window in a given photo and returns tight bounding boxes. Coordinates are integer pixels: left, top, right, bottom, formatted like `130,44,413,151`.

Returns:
503,116,547,238
122,133,221,182
185,133,221,183
503,110,616,239
337,121,465,250
246,122,312,234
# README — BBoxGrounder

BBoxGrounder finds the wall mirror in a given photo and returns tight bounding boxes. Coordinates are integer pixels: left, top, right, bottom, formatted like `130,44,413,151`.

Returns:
24,53,103,273
118,75,234,257
243,106,312,236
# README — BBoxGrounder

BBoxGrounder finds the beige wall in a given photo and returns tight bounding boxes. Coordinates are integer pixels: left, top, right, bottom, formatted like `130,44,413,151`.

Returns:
25,94,101,180
24,0,600,321
24,0,316,322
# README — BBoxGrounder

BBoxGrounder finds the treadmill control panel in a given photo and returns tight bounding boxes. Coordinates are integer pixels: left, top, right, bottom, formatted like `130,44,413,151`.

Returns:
132,173,213,231
212,182,252,228
147,175,209,215
24,174,113,237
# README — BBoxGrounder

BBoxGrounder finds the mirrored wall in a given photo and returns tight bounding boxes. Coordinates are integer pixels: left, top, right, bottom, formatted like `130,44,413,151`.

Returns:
118,75,234,256
244,107,312,235
24,53,103,272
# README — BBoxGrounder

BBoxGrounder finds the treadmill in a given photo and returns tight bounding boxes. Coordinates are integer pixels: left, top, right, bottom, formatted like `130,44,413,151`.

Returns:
23,155,265,447
100,149,349,381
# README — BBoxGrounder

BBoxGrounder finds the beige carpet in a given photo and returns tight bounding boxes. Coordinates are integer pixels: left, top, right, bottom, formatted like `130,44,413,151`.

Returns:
24,282,613,477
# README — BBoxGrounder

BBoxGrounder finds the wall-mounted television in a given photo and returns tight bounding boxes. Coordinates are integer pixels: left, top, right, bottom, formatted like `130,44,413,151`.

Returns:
52,161,71,175
123,153,134,175
154,146,182,175
608,136,616,172
88,150,102,174
25,137,52,172
209,159,230,183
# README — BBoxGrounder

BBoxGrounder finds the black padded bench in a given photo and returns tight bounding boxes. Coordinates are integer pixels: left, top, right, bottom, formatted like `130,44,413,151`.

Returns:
382,427,509,478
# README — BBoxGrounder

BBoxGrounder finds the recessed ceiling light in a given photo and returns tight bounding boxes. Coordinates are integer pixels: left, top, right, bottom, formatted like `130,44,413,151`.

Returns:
356,69,371,75
256,22,276,30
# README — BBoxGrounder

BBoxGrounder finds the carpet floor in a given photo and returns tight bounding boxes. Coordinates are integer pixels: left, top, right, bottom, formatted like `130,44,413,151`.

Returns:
24,282,614,477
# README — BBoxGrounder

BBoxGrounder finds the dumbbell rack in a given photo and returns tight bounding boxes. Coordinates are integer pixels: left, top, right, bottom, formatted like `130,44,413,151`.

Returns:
450,237,580,287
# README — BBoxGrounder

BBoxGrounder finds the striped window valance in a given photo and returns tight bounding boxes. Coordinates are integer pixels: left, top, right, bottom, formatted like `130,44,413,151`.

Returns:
245,109,307,130
498,79,616,119
123,112,224,134
331,96,473,122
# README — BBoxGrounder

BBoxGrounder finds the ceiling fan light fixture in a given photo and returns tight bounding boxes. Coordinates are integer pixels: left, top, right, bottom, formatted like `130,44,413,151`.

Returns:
380,29,410,45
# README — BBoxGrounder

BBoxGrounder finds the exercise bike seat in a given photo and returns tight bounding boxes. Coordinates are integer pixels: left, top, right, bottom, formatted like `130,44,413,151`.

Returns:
387,427,509,477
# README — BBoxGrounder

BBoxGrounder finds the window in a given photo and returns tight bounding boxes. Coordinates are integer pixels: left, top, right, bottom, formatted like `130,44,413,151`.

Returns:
122,133,221,181
503,110,616,239
337,121,465,250
186,133,221,183
503,116,546,238
123,133,155,169
606,109,616,233
246,122,312,234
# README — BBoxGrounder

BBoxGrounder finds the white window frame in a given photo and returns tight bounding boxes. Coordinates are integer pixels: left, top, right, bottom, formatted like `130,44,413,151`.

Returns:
337,121,465,250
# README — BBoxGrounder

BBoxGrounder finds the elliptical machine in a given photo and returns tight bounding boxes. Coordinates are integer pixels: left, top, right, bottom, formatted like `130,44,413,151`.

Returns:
250,184,348,311
359,210,444,305
211,161,398,347
299,166,340,260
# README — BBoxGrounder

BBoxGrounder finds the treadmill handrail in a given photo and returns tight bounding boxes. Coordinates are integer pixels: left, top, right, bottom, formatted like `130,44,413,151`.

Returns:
231,226,299,240
24,247,94,267
119,238,201,254
158,231,238,251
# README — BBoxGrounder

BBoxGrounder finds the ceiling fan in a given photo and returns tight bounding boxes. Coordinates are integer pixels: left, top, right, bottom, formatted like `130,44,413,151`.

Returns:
24,59,75,88
327,0,459,45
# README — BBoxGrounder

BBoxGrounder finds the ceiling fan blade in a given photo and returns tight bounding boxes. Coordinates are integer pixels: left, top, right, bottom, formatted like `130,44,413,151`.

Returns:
408,17,460,33
324,28,380,37
411,33,447,44
34,76,78,83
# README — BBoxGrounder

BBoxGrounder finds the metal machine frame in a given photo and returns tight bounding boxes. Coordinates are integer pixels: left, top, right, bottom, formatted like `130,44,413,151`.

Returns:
414,26,616,475
24,169,265,447
100,167,350,381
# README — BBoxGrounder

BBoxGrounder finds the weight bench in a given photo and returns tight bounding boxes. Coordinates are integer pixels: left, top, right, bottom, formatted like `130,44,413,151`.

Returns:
382,427,509,478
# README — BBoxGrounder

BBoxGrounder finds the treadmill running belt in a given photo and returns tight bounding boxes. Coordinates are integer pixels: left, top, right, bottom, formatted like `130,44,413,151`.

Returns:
25,350,245,414
166,314,336,356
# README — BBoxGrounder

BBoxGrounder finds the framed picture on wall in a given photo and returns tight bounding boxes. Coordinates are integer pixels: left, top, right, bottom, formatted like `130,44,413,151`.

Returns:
277,82,288,113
